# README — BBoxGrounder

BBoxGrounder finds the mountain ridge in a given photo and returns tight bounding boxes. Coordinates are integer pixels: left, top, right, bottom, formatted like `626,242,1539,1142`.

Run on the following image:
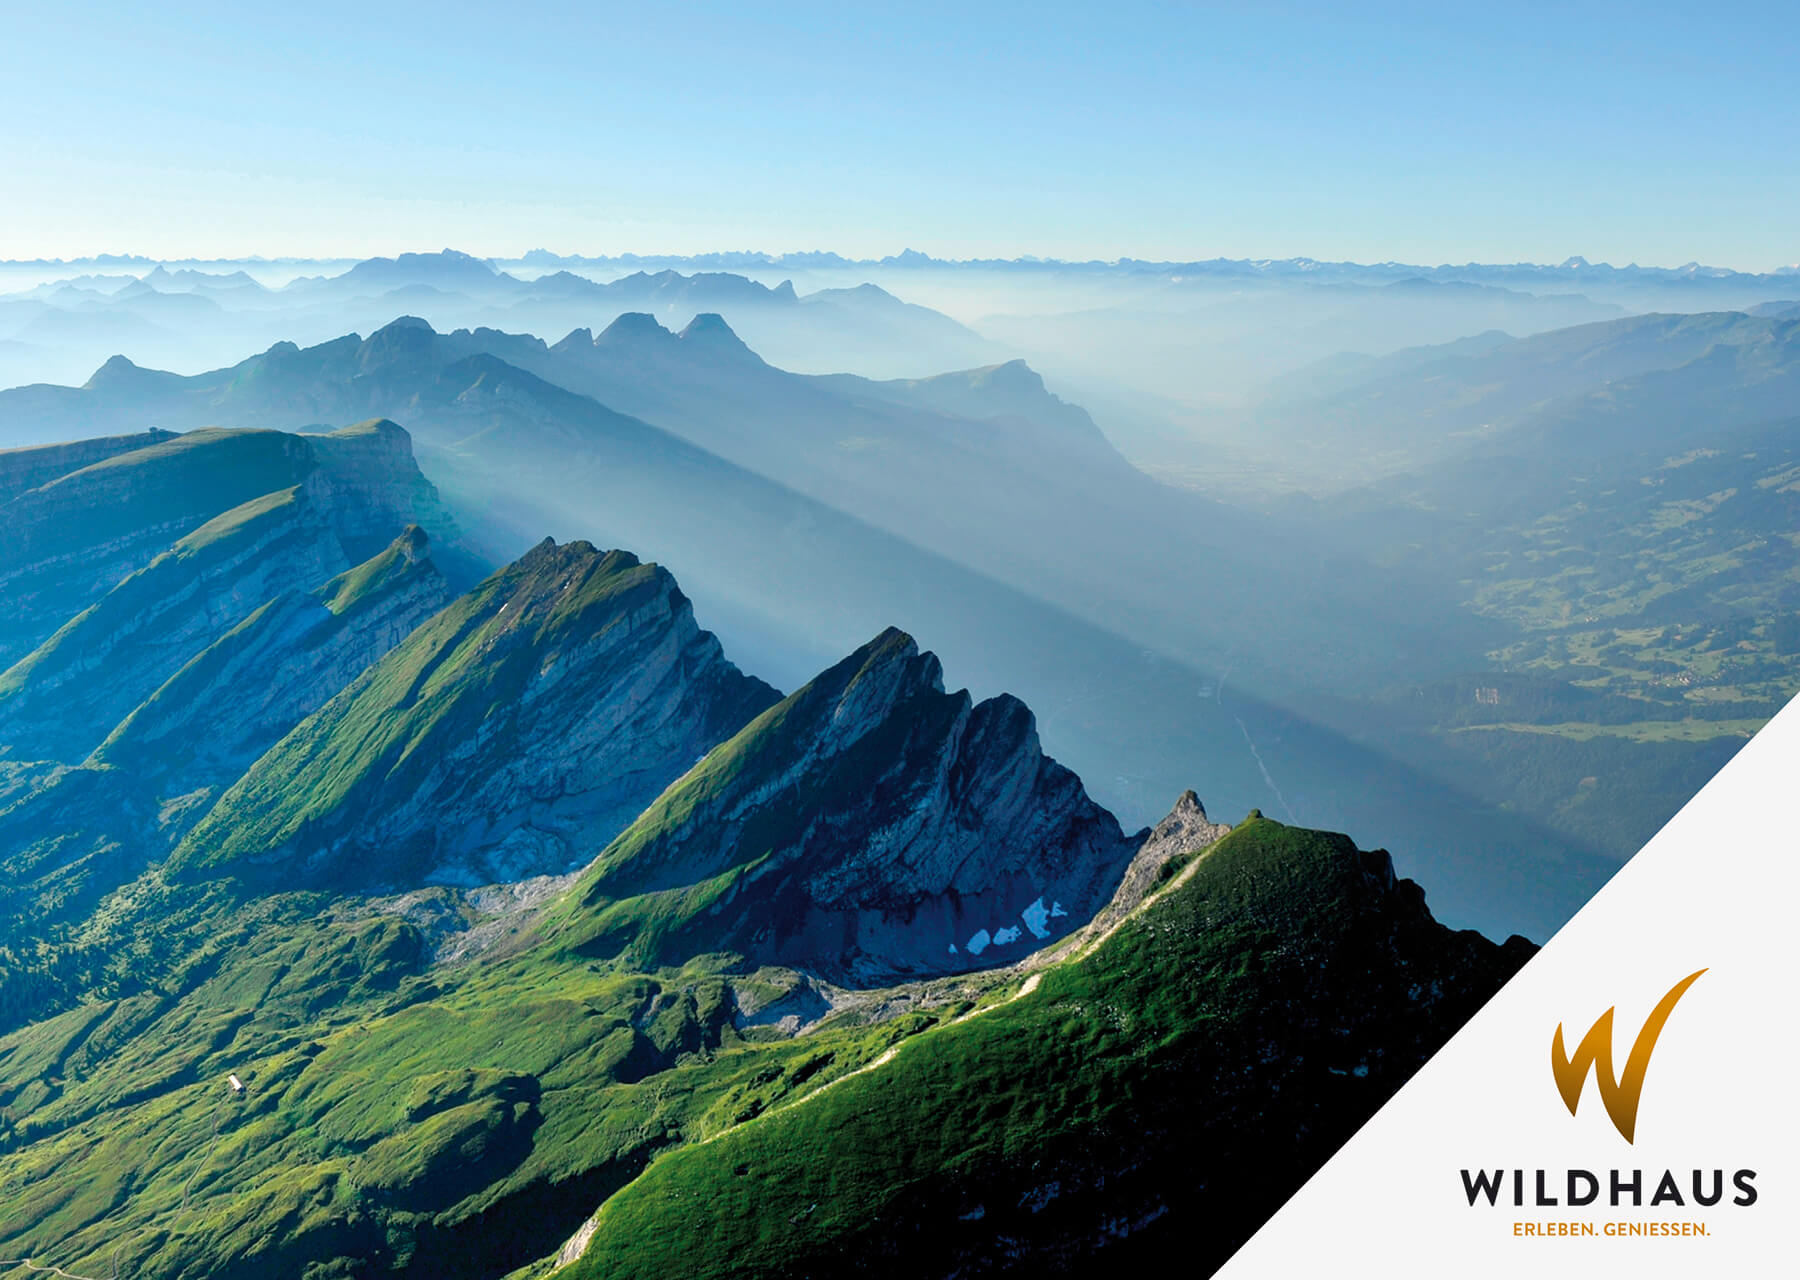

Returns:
0,419,1538,1280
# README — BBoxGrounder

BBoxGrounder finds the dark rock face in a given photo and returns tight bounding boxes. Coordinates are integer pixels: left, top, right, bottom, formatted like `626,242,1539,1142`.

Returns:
301,419,457,556
579,629,1141,982
172,540,781,891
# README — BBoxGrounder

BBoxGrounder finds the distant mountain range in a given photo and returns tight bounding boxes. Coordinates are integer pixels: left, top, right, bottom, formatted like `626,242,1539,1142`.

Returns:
0,251,1003,388
8,247,1799,288
1249,310,1800,478
9,248,1795,470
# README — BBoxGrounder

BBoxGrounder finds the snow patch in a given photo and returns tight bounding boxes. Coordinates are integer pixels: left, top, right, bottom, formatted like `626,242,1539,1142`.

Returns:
1050,901,1068,918
1022,897,1051,939
966,929,992,956
993,925,1022,946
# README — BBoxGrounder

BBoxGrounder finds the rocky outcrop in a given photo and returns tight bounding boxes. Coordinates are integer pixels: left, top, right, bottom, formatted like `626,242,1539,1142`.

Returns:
92,527,452,805
171,539,781,891
570,628,1141,983
301,419,459,557
1077,789,1233,939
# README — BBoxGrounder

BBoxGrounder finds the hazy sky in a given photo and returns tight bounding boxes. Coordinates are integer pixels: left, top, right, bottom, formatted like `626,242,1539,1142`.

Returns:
4,1,1797,268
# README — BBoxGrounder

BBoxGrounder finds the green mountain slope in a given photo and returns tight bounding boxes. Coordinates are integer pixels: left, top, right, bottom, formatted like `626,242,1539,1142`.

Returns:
171,540,780,890
0,428,1536,1279
0,811,1524,1280
557,815,1532,1280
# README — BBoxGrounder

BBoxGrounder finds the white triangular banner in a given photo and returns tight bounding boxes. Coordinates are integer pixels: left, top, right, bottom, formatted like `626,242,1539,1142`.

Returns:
1218,694,1800,1277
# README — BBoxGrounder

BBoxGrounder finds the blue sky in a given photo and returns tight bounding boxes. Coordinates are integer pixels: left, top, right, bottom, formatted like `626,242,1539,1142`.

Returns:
3,1,1796,268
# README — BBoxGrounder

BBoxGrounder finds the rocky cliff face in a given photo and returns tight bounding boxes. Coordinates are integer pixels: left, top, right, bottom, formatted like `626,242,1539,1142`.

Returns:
0,428,317,667
0,420,458,669
93,526,452,806
0,485,352,763
569,628,1141,982
171,539,781,890
0,424,459,768
302,419,461,558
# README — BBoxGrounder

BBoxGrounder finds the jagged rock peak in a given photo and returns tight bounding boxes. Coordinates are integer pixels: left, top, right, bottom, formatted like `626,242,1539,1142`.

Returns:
1059,790,1232,948
395,523,429,563
514,535,635,575
810,626,947,739
568,625,1134,983
1142,790,1231,863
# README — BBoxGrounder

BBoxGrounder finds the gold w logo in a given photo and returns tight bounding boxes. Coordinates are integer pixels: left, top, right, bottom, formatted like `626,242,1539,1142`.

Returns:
1551,968,1705,1143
